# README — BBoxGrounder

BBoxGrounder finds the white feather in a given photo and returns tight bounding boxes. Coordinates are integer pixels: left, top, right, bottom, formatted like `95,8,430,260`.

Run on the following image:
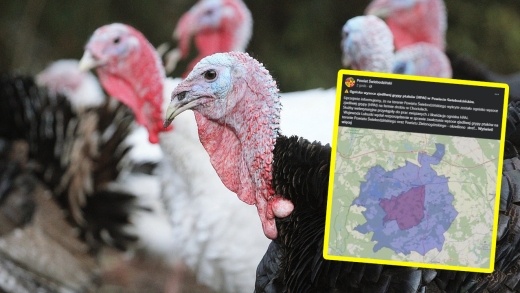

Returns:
116,173,176,263
113,76,270,292
124,126,164,164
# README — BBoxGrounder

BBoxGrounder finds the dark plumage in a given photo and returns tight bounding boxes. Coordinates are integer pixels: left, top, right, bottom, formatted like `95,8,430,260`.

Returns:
506,101,520,158
0,139,37,236
256,135,430,293
0,73,139,249
0,72,143,292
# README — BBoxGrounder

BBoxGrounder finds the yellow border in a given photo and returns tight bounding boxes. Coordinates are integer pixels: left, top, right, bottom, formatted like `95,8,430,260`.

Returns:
323,69,510,273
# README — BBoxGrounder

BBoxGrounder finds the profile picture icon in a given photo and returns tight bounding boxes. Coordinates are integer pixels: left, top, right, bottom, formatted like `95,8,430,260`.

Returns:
345,77,356,88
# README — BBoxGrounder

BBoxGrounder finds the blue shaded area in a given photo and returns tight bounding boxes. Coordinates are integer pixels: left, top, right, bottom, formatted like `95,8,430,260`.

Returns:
353,144,458,256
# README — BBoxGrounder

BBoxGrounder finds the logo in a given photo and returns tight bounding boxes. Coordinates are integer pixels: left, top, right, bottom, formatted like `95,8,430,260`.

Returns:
345,77,356,93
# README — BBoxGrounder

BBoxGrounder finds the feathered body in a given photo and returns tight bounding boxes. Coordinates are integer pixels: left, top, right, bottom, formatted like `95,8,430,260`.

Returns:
258,136,438,292
0,72,137,247
160,77,270,293
0,63,145,292
260,132,520,293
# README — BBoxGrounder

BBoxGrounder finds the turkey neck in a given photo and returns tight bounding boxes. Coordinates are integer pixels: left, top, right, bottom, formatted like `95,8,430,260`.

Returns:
193,85,280,196
192,65,282,239
97,29,166,143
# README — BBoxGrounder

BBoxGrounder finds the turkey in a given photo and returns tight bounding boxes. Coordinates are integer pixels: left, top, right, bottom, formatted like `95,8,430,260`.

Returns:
365,0,520,100
38,59,194,293
36,60,176,261
341,15,452,78
164,51,520,292
0,59,147,292
80,22,271,293
171,0,252,77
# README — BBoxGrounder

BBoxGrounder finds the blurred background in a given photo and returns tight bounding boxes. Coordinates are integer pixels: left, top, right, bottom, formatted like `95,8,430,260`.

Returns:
1,0,520,92
1,1,519,292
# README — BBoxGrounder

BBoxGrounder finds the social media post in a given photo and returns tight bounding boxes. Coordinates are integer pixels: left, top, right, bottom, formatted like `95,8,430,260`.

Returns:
324,70,509,273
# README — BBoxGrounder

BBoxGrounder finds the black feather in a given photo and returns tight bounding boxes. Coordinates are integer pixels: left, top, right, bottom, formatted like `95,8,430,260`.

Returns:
0,73,141,250
254,136,430,292
0,139,37,236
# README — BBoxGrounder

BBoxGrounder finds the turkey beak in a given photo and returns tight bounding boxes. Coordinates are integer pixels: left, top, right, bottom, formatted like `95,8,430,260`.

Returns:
164,91,197,128
79,50,103,71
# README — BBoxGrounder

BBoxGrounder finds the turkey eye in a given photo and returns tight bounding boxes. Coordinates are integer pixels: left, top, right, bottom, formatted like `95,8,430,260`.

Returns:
114,37,120,44
177,91,187,101
204,70,217,80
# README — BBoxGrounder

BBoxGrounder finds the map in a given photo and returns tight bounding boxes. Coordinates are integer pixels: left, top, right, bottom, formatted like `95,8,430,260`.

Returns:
326,127,500,270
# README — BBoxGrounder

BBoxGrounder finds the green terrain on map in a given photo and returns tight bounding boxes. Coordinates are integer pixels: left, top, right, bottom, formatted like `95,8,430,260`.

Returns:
327,127,500,269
